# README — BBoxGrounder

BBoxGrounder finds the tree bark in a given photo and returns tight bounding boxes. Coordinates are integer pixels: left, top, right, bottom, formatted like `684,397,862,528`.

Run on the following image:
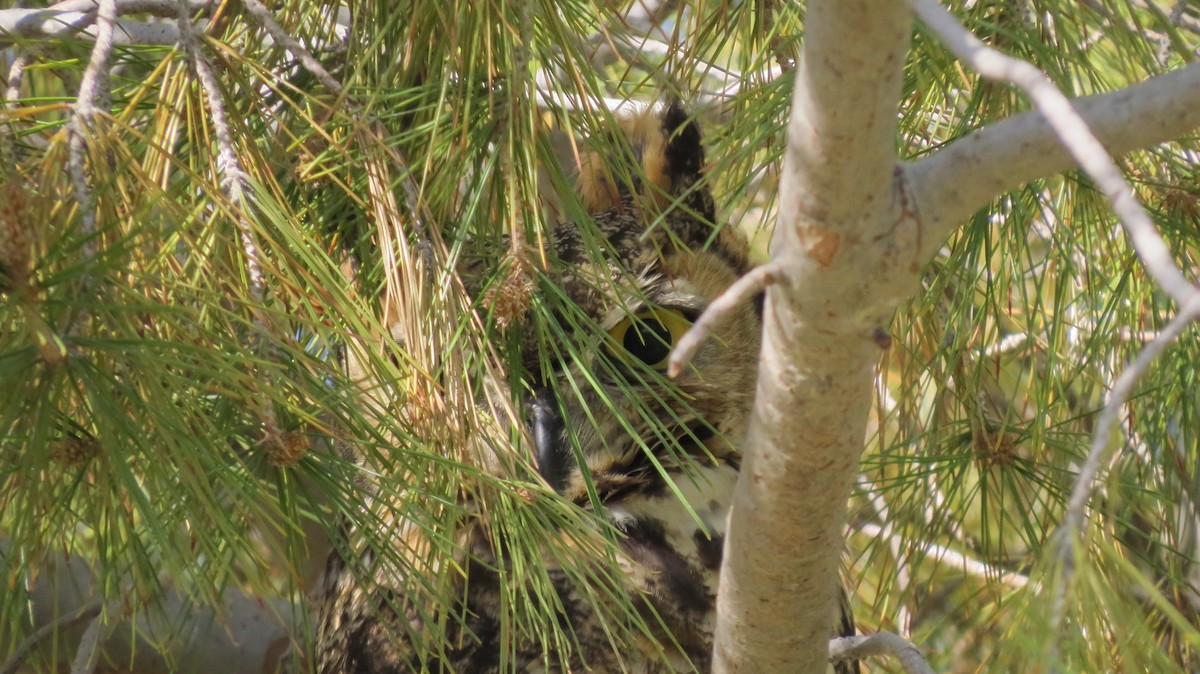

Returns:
712,2,914,672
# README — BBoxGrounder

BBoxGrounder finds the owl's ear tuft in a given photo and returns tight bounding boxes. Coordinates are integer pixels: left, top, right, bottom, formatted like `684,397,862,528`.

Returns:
635,101,715,226
575,100,736,262
658,102,706,195
578,101,714,223
648,101,718,253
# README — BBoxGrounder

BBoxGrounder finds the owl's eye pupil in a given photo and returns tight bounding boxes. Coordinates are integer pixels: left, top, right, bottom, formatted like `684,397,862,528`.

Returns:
624,318,672,365
606,308,692,369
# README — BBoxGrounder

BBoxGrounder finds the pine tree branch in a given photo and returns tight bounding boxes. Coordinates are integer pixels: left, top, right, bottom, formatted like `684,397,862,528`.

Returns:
1,50,36,167
240,0,343,96
711,1,914,671
905,0,1200,306
1131,0,1200,36
907,62,1200,270
66,0,116,268
902,3,1200,638
16,0,207,15
856,522,1035,591
0,599,102,674
713,2,1200,670
899,0,1200,661
668,261,782,378
1,538,298,674
173,0,265,304
1052,294,1200,630
68,606,116,674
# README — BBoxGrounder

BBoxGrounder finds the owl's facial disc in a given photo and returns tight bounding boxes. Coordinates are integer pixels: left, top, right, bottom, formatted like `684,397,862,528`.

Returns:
529,303,713,498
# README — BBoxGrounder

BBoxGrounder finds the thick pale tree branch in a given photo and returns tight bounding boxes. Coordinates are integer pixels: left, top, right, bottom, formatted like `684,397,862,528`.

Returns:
712,1,913,672
0,16,180,46
8,0,206,15
908,61,1200,263
716,1,1200,671
906,0,1200,306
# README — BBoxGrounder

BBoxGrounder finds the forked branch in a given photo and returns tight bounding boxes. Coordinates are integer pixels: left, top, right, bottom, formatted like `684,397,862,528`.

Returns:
907,0,1200,306
906,0,1200,655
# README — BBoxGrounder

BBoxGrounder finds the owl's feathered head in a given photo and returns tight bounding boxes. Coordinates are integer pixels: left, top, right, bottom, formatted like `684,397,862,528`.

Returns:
524,101,761,504
570,101,750,275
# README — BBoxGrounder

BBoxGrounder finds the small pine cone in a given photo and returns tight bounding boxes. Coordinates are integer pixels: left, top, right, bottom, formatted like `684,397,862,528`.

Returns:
1162,188,1199,220
973,427,1020,468
35,326,67,366
484,250,535,331
49,436,100,467
296,131,332,187
0,178,34,287
266,430,309,468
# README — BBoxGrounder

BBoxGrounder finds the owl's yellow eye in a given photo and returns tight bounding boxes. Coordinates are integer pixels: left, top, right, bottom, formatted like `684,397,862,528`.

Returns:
606,308,693,368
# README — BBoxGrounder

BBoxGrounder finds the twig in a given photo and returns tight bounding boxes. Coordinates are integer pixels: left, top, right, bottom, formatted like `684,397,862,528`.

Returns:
534,84,637,116
909,2,1200,658
235,0,435,249
0,599,103,674
1060,295,1200,541
858,522,1035,591
975,331,1031,359
0,0,211,46
3,49,34,104
65,0,117,264
829,632,934,674
174,0,265,303
68,606,116,674
1,50,37,169
619,0,676,39
908,0,1198,308
1046,295,1200,652
1077,0,1164,46
667,260,782,377
239,0,344,96
239,0,444,254
1139,0,1200,37
174,0,287,442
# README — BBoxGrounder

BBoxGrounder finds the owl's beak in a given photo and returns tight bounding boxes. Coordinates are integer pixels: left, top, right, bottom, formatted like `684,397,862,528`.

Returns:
527,386,572,493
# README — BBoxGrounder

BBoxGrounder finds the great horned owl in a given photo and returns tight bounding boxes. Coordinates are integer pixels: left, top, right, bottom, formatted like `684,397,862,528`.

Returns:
316,102,856,673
